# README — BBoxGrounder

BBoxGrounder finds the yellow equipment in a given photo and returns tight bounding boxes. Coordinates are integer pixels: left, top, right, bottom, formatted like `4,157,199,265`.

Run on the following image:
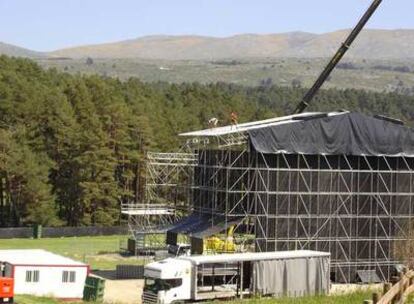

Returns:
204,225,236,253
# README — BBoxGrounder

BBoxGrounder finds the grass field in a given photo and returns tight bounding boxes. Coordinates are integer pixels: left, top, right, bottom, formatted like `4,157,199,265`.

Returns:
235,291,373,303
0,235,145,270
15,291,372,304
15,295,84,304
233,291,372,304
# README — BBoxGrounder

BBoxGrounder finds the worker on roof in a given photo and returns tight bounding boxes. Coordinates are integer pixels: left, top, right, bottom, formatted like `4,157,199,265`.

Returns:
230,111,238,129
208,117,219,128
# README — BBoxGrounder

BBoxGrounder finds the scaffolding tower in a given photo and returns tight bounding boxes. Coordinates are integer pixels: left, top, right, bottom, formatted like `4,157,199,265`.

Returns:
122,151,197,253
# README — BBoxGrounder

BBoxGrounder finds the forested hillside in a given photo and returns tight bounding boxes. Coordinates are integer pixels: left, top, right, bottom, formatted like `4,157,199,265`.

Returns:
38,57,414,93
0,55,413,227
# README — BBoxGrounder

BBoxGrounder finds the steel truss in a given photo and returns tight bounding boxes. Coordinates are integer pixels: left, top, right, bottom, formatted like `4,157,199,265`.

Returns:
122,151,197,252
191,147,414,283
215,133,248,148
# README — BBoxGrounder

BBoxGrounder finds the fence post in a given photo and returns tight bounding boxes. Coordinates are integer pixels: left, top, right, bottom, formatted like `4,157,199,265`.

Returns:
33,224,42,239
393,272,405,304
383,282,392,294
392,275,400,304
372,292,380,304
400,272,406,294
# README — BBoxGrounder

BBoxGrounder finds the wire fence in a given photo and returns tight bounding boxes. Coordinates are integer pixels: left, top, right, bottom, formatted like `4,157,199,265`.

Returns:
0,226,128,239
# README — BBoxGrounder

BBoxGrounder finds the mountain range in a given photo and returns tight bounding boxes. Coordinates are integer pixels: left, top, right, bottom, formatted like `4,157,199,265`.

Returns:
2,29,414,60
0,42,45,58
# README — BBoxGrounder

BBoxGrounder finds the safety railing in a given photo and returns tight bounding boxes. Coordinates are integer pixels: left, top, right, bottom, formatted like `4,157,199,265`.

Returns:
363,269,414,304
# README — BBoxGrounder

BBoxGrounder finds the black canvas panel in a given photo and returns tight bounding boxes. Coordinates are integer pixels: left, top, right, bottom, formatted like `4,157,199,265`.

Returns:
249,113,414,157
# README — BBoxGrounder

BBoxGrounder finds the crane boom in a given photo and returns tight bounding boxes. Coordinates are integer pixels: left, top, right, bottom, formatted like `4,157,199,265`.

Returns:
293,0,383,114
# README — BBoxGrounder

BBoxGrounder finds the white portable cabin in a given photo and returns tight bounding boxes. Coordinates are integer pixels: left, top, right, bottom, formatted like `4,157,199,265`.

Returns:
0,249,89,299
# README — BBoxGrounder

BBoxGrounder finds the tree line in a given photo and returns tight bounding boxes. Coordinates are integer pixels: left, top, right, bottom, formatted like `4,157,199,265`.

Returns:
0,55,413,227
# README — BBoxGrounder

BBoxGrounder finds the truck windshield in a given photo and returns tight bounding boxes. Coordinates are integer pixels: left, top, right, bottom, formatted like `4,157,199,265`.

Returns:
144,278,182,293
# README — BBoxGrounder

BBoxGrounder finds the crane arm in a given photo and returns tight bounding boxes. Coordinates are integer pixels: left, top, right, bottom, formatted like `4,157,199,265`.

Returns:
293,0,383,114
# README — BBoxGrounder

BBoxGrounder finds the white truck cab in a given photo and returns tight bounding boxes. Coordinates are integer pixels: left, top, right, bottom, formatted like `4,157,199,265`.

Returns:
143,258,192,304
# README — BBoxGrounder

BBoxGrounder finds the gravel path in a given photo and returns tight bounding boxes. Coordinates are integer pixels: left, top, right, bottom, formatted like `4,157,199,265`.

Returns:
104,279,144,304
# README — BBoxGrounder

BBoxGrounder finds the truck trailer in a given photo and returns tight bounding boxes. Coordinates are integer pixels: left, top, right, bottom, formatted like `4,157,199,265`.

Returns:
142,250,330,304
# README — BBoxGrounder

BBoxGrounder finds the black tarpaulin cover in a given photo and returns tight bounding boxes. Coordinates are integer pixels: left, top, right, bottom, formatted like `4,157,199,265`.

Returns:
168,213,208,235
248,112,414,157
168,213,239,238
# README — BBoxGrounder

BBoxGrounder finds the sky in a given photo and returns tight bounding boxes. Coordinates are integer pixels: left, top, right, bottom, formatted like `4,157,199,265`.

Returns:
0,0,412,52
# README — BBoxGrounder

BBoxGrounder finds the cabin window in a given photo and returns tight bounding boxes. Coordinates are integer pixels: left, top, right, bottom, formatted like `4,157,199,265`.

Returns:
25,270,40,283
144,278,182,292
166,279,182,289
62,270,76,283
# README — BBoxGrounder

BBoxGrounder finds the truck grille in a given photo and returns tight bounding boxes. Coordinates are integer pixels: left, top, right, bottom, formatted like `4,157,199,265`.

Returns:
142,291,158,304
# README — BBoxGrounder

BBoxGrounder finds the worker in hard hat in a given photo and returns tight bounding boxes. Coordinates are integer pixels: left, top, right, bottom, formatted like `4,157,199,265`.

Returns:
208,117,219,128
230,111,238,129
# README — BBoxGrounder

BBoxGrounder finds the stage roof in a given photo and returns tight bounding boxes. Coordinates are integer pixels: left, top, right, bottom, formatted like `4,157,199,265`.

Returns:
180,111,414,157
179,112,344,137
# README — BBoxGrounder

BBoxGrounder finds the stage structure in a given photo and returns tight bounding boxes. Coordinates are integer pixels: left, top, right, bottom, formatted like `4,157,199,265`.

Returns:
169,111,414,283
122,151,197,253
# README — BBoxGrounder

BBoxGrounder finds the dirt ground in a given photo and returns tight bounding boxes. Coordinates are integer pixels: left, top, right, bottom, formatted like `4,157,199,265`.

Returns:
104,279,144,304
331,283,383,295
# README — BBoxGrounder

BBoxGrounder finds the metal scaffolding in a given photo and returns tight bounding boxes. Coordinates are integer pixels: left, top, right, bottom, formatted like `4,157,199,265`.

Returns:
122,151,197,252
176,113,414,283
189,146,414,283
